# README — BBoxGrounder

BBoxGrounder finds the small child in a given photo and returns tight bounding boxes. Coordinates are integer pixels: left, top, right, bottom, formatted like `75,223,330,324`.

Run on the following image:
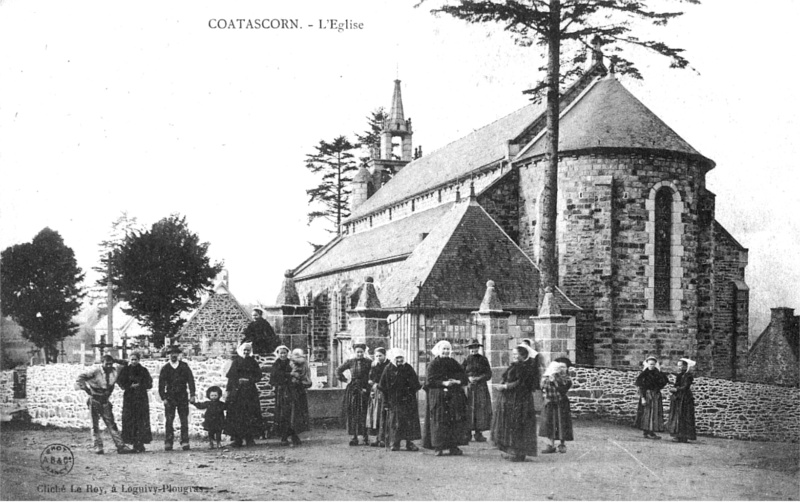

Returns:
290,349,312,388
192,386,226,449
539,360,574,454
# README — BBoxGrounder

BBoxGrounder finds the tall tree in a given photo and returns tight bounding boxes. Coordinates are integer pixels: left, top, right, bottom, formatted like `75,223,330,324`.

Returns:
305,135,358,235
91,211,143,313
421,0,697,292
0,228,85,362
355,107,387,168
112,214,223,348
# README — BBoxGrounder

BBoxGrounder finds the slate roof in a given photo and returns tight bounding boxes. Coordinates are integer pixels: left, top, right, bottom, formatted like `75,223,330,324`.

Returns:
294,203,455,280
378,199,579,312
347,103,544,220
517,76,711,164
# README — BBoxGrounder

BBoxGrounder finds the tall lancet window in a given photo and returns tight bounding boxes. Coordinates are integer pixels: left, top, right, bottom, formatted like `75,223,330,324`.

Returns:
645,181,684,321
654,188,672,311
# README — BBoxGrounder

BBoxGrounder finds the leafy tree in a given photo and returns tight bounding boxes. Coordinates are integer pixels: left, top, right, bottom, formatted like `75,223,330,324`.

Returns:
0,228,85,363
305,135,359,235
112,214,223,347
355,107,388,168
420,0,698,292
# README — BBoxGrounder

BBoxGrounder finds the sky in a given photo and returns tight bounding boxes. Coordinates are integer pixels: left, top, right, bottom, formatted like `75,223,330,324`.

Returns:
1,0,798,338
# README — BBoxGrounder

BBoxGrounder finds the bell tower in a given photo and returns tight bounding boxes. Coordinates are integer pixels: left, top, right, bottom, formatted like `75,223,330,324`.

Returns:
371,79,413,191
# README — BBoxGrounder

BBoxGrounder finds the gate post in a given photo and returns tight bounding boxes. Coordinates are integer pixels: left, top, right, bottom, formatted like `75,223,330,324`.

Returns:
471,280,512,382
347,277,391,354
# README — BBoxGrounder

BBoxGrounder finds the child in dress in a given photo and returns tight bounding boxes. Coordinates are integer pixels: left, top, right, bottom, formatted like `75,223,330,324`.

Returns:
539,360,574,454
192,385,226,449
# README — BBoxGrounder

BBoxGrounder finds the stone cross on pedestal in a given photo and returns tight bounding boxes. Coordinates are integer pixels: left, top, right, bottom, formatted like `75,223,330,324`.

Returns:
28,347,41,366
92,334,114,360
119,332,132,359
73,343,94,365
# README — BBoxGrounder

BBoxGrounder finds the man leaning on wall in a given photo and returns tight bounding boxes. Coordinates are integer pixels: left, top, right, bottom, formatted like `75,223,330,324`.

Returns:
74,354,135,455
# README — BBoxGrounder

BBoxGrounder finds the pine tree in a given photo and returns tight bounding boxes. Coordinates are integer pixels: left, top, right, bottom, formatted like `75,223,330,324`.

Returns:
112,214,223,347
421,0,698,293
305,136,359,235
0,228,85,363
355,107,387,168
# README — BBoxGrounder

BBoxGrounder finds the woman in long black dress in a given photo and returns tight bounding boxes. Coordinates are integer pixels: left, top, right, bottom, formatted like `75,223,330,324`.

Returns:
379,348,422,452
224,342,263,447
366,347,390,447
422,340,469,457
491,345,538,462
667,358,697,443
462,339,492,442
634,355,669,439
271,345,311,446
117,352,153,453
337,343,372,446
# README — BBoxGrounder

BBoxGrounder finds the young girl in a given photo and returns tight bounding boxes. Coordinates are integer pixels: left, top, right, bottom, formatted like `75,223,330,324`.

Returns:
667,358,697,443
539,361,574,454
634,356,669,439
337,343,372,446
192,386,226,449
366,347,390,447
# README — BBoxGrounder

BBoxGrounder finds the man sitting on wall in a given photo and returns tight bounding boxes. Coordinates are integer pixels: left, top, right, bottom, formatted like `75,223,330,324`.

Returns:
242,308,280,356
75,355,134,455
159,345,196,451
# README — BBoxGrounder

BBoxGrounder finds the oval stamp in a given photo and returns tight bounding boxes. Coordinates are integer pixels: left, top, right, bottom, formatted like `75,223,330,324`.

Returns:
40,443,74,476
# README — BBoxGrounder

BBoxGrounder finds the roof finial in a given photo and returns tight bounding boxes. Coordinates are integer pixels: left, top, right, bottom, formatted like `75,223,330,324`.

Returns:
591,35,603,67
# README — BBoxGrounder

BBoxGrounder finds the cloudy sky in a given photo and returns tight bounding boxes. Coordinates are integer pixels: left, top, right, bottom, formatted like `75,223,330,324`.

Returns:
1,0,798,337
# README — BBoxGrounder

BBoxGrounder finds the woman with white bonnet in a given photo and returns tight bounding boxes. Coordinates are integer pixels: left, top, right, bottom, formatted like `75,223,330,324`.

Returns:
634,355,669,440
491,344,539,462
422,340,469,456
224,342,263,447
271,346,312,446
539,359,574,454
666,358,697,443
378,348,422,452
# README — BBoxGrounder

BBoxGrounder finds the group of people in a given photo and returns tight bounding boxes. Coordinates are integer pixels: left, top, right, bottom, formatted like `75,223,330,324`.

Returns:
335,338,575,462
75,303,695,457
635,356,697,443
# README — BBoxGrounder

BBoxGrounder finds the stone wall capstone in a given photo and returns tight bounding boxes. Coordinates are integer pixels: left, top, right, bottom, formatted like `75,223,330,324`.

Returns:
569,366,800,442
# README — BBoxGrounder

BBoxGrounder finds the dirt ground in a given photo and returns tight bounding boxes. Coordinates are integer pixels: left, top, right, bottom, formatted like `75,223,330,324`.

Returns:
1,418,798,501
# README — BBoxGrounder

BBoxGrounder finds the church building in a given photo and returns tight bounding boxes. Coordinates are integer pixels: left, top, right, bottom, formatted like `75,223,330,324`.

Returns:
290,57,749,380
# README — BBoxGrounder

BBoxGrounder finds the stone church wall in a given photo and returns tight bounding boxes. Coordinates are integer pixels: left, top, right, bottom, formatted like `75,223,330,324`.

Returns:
568,366,799,442
25,356,276,437
518,152,709,369
709,222,749,379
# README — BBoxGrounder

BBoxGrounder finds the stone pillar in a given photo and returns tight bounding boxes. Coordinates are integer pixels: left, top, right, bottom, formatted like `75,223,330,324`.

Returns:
380,131,392,160
347,277,390,355
532,287,575,367
263,270,312,355
471,280,512,382
401,135,413,162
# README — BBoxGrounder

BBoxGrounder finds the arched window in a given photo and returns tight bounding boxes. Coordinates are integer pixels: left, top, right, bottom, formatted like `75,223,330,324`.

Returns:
654,188,672,311
645,181,684,321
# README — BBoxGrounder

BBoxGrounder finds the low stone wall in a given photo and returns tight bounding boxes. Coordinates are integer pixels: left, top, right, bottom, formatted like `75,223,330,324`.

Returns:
569,366,800,442
26,357,277,437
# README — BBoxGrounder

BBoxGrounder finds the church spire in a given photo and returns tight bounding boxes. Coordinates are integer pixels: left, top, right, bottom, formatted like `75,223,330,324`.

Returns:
387,79,406,132
380,79,413,162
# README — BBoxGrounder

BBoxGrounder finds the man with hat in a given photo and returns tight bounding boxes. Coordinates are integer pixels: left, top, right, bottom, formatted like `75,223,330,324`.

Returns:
462,339,493,442
242,307,280,356
158,345,196,451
